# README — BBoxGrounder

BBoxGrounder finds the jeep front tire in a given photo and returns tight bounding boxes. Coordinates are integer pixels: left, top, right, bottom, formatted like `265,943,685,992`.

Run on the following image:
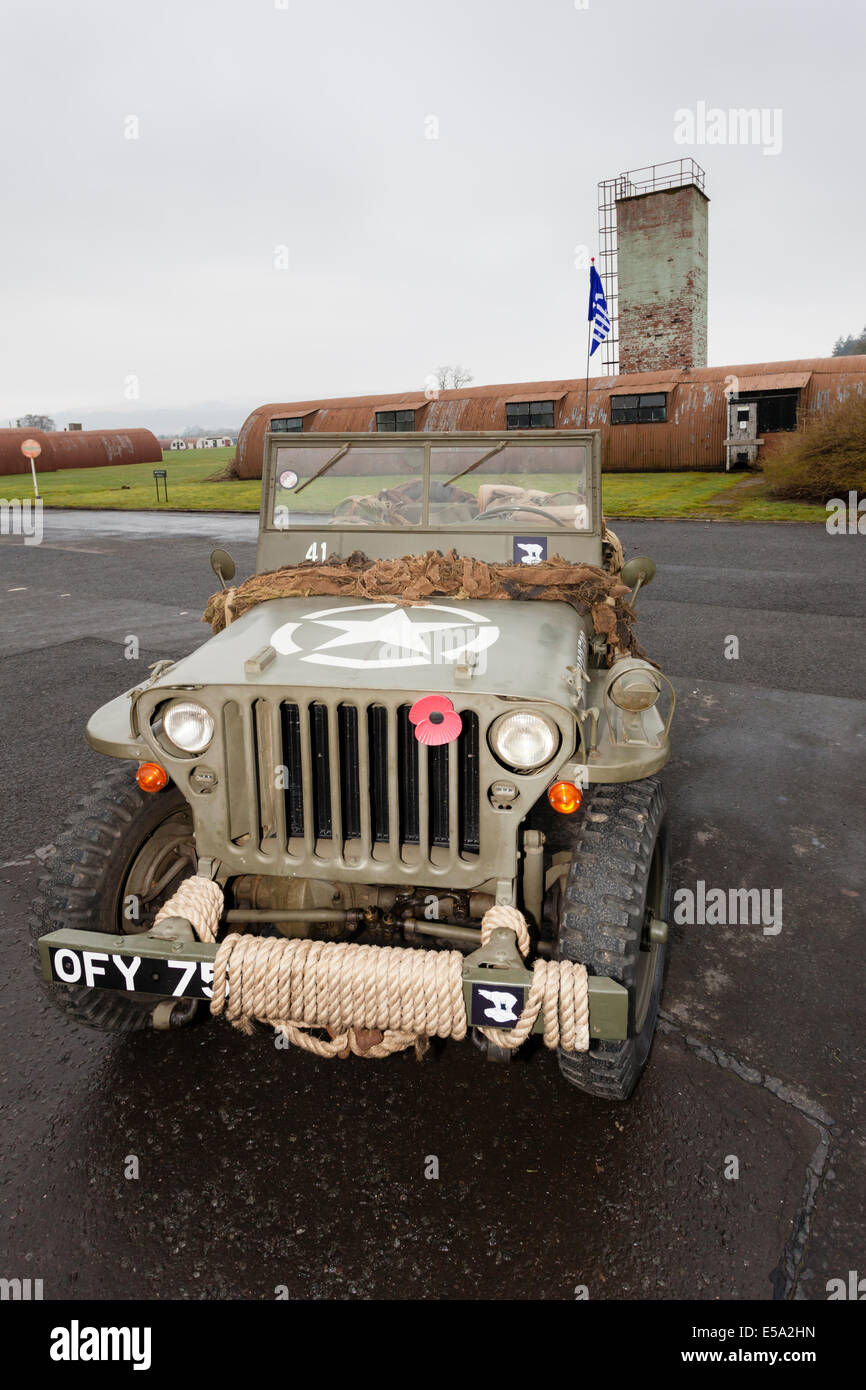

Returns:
30,764,200,1032
556,778,670,1100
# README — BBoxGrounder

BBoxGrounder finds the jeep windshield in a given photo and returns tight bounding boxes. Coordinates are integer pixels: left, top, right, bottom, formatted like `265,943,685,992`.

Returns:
271,438,591,531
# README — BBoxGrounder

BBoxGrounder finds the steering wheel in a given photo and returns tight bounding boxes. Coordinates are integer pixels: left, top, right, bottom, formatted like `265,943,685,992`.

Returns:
474,503,573,528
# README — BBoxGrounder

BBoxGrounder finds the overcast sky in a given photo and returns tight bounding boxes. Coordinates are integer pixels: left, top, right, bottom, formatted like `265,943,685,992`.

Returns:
2,0,864,427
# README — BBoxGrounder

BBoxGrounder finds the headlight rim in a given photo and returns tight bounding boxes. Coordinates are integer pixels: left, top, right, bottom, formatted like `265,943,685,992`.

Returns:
159,697,215,755
488,708,561,773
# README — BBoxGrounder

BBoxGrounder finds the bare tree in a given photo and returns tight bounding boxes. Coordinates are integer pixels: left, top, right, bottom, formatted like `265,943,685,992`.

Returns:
16,413,55,431
433,365,474,390
450,364,473,388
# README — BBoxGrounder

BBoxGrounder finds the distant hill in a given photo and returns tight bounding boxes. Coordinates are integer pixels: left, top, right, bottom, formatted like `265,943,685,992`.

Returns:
50,403,251,435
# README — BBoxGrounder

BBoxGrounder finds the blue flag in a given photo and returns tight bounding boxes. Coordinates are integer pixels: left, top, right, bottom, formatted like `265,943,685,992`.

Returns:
588,264,610,357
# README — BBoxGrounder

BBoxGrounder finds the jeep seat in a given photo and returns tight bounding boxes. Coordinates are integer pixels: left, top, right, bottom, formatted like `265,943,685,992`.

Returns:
476,483,588,529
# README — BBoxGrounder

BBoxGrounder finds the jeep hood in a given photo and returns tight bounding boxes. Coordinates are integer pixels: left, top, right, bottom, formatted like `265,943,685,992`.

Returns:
153,596,585,705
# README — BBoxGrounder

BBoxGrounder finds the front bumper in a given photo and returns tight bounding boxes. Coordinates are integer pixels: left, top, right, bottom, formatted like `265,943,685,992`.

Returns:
37,926,629,1042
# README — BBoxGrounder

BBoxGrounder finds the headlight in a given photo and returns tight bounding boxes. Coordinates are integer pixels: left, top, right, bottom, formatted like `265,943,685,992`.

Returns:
608,667,660,712
162,699,214,753
489,710,558,771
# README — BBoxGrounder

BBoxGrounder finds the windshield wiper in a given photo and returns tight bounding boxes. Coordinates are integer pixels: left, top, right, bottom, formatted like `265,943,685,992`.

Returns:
293,443,352,496
443,441,507,489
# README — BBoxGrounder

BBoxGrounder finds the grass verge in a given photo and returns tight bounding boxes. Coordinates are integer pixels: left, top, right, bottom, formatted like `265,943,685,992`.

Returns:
0,452,828,522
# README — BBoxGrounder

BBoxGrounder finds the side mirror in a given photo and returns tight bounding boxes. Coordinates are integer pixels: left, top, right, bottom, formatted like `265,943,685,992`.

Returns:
620,555,656,604
210,548,236,590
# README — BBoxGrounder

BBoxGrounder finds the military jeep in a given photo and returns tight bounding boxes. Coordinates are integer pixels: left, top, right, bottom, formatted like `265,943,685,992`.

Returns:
33,429,674,1098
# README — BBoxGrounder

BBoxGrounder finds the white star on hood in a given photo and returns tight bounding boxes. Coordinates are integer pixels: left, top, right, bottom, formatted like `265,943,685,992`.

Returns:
309,607,476,657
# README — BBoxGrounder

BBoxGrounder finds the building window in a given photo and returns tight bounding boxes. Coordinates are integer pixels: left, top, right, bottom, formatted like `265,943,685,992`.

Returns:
271,417,304,432
737,391,799,433
376,409,416,431
610,393,667,424
506,400,556,429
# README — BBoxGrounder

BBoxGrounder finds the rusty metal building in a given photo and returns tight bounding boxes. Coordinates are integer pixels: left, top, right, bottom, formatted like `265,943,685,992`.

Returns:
0,427,162,476
234,355,866,479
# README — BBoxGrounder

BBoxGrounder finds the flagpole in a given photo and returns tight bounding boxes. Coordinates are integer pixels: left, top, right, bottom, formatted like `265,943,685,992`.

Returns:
584,256,595,429
584,321,593,428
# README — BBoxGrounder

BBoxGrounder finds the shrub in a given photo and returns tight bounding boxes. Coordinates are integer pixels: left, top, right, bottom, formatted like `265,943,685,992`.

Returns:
762,389,866,501
205,459,240,482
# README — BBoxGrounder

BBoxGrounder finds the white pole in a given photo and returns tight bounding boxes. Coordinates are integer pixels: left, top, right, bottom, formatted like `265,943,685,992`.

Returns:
30,458,40,499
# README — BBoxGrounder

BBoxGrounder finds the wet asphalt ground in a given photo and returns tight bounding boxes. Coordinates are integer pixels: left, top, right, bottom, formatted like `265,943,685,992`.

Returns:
0,510,863,1301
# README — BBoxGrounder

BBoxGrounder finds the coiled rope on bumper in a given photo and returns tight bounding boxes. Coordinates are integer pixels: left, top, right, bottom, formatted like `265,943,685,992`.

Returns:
153,876,223,942
213,932,465,1058
153,876,589,1057
477,904,589,1053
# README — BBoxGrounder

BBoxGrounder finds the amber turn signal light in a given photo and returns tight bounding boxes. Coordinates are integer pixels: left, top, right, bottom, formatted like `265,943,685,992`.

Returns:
547,780,583,814
136,762,168,793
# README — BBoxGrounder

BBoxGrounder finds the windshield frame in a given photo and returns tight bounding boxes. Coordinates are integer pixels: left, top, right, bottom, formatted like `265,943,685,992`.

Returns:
262,429,600,536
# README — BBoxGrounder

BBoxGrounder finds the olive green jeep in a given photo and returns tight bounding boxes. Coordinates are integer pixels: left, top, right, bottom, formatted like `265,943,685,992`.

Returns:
33,429,674,1098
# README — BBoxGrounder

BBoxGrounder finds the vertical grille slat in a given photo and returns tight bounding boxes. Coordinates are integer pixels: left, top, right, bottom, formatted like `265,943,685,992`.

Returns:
309,704,332,840
297,702,315,854
268,701,288,853
326,704,343,851
338,705,362,842
265,700,289,850
416,714,430,861
255,699,279,849
280,703,304,839
240,701,261,849
367,706,389,843
357,703,372,853
397,706,419,845
386,706,400,857
447,725,460,861
458,712,481,855
428,744,450,848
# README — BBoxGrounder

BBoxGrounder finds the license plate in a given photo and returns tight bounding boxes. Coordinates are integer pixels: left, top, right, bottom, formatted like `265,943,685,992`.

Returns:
47,944,214,999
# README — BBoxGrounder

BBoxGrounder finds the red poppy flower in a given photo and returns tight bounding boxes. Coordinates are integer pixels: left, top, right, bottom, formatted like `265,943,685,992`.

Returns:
408,695,463,747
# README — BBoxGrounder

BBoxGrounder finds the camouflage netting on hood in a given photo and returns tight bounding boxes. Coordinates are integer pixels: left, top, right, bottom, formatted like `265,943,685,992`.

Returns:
203,550,643,664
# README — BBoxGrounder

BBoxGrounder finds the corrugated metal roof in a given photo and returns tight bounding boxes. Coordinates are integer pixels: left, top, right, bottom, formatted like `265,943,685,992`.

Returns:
236,355,866,478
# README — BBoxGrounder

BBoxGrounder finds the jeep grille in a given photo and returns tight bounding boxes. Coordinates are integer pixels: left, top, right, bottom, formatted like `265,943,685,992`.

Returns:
226,696,482,874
